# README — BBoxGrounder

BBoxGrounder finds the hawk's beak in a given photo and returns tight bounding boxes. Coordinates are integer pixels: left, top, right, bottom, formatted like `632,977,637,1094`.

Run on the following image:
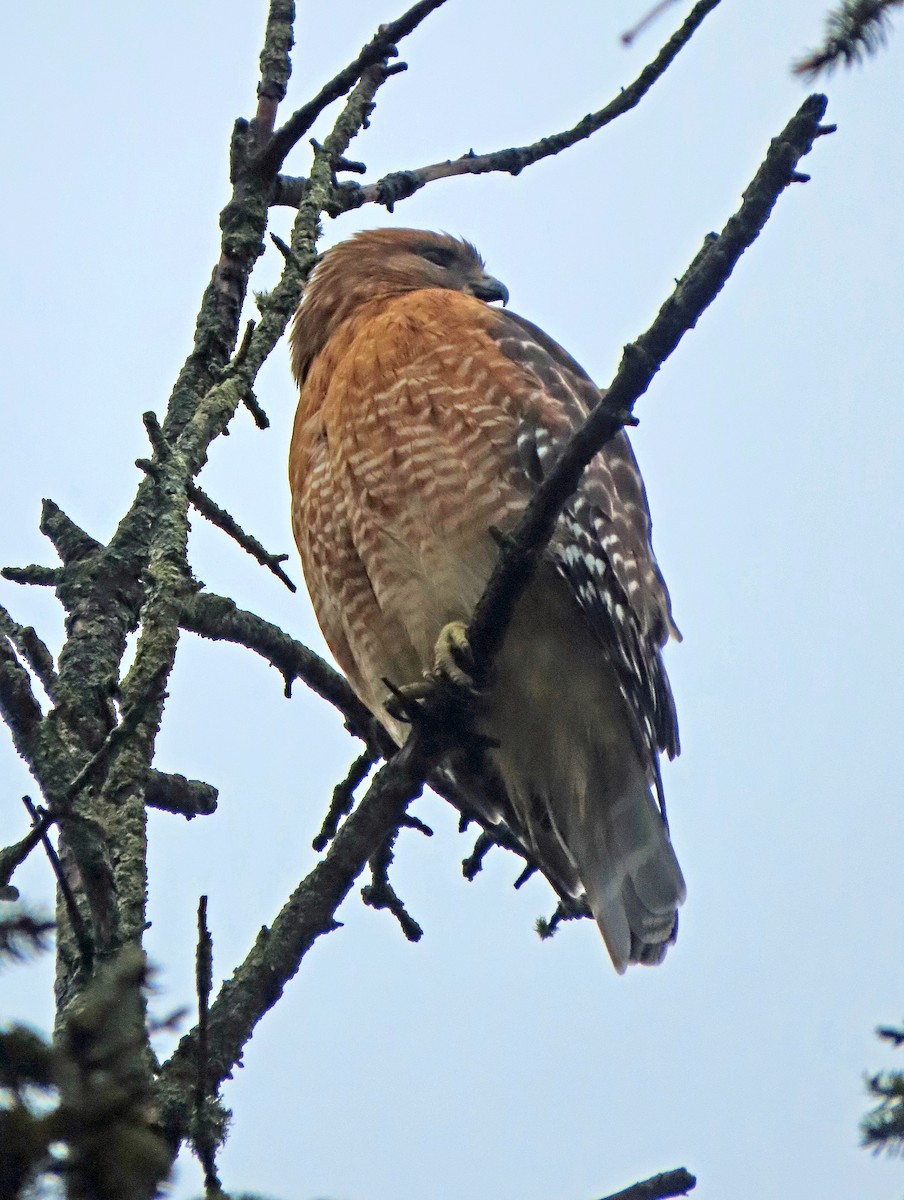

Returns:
470,273,509,306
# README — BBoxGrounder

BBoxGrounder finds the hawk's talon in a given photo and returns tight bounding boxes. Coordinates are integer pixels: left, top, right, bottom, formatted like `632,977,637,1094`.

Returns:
433,620,477,689
382,621,485,734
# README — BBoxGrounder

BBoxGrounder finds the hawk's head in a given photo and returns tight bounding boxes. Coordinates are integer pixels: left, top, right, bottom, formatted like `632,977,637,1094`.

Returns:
290,228,508,384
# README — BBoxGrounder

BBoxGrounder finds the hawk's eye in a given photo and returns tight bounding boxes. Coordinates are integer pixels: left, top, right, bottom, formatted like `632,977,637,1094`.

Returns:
419,246,458,269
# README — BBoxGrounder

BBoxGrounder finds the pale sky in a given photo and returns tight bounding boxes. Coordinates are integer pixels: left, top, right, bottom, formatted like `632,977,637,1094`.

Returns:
2,3,904,1199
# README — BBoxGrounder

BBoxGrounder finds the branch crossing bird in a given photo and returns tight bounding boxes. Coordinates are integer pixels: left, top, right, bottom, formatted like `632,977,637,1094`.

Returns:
288,228,685,972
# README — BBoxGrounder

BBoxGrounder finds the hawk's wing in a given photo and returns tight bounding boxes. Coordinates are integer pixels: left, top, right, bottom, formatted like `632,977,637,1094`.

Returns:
488,309,680,794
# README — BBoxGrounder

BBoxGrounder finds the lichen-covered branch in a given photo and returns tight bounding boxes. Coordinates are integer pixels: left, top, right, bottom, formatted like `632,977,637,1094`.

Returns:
0,614,43,764
145,770,218,819
254,0,450,178
0,605,58,703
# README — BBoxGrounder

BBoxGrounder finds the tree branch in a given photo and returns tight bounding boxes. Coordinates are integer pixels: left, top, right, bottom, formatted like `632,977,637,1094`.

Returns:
360,827,423,941
599,1167,696,1200
466,93,833,681
1,563,63,587
253,0,450,178
186,482,297,592
145,770,218,819
0,610,43,764
317,0,722,215
621,1,684,46
39,498,102,564
312,749,377,851
252,0,296,138
0,813,54,897
179,591,388,750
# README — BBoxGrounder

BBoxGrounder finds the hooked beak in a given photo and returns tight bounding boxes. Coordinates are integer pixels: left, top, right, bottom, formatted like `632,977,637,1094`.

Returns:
470,272,509,306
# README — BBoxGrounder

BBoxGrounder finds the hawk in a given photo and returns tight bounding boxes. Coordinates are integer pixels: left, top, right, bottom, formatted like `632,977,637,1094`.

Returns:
288,228,685,972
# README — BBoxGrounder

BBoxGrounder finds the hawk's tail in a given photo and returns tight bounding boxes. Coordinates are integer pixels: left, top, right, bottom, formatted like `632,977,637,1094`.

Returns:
570,776,686,974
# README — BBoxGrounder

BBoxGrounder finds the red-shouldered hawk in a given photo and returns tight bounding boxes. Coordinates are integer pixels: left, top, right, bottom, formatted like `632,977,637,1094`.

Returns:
288,228,685,972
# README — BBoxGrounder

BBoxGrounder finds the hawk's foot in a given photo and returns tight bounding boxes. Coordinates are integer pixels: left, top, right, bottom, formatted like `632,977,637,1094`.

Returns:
432,620,476,689
383,622,495,754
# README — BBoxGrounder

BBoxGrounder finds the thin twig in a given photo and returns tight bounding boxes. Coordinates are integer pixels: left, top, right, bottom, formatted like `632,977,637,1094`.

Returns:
193,895,223,1195
621,0,683,45
322,0,722,215
196,896,213,1109
22,796,94,970
312,749,377,851
361,828,423,941
187,483,296,592
61,665,169,804
0,810,57,897
0,612,44,762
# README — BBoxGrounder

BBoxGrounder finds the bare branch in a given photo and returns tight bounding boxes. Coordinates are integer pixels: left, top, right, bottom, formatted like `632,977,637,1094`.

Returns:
1,563,63,587
0,605,58,703
462,830,494,881
22,796,94,972
179,590,389,751
146,770,218,819
599,1167,696,1200
466,93,833,682
361,827,423,941
187,482,297,592
192,895,225,1196
0,813,54,898
312,749,377,851
254,0,449,178
252,0,297,139
39,498,101,564
325,0,722,215
0,609,43,764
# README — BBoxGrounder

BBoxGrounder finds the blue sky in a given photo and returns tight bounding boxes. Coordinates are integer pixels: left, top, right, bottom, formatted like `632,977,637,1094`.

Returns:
2,3,904,1198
